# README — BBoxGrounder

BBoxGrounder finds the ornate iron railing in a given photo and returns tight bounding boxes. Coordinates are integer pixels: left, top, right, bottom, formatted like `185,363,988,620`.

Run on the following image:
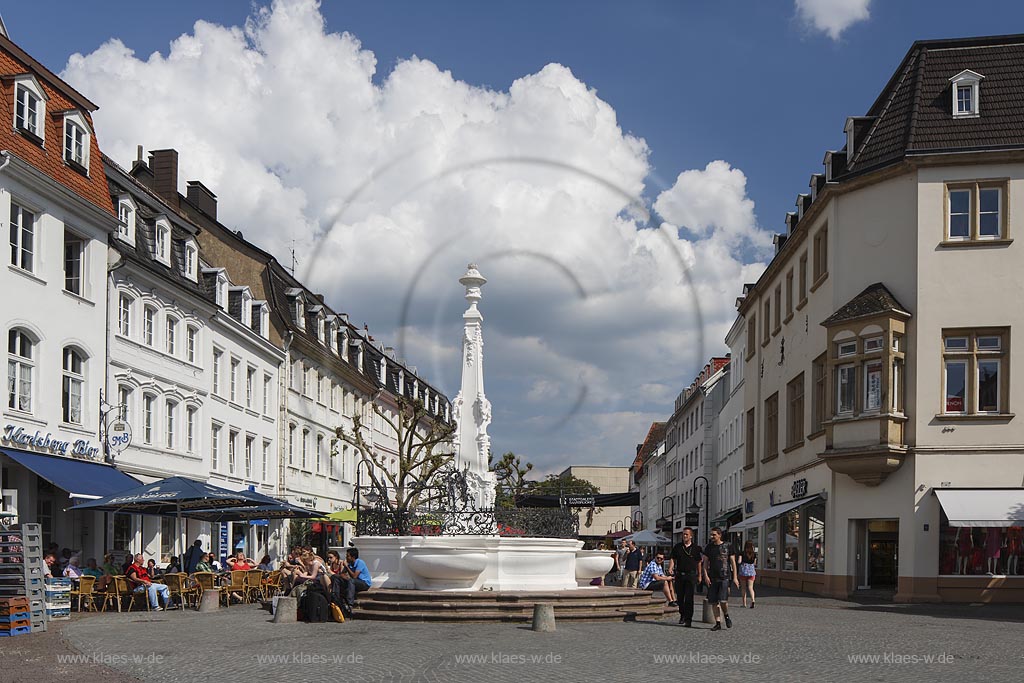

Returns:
354,465,579,538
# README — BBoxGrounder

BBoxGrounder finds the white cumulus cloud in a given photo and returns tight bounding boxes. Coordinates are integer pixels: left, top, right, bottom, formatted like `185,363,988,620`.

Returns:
795,0,872,41
61,0,769,472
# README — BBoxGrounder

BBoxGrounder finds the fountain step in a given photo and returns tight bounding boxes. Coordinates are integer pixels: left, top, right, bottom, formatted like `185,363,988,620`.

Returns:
351,588,675,622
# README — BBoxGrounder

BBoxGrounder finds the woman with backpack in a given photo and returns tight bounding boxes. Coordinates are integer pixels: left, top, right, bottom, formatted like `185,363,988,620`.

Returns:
738,540,757,608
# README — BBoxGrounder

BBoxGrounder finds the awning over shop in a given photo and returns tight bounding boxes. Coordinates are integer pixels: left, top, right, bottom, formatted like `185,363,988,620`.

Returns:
934,488,1024,527
1,448,140,500
711,508,744,528
731,496,821,531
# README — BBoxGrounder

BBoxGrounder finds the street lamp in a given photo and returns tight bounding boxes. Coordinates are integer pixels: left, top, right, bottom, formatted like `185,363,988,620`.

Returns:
658,495,675,535
690,475,710,545
632,510,643,531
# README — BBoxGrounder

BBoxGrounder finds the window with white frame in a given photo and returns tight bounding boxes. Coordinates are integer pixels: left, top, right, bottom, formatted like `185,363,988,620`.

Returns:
184,242,197,281
946,182,1006,242
863,360,883,412
288,424,296,465
186,326,197,364
155,223,169,263
230,359,239,403
9,329,36,412
143,394,155,444
246,367,255,409
228,430,238,473
316,434,324,474
212,349,223,396
118,294,132,336
263,374,271,415
166,316,177,355
302,429,309,470
9,202,35,272
245,435,254,478
63,113,90,170
118,385,132,424
64,231,86,296
262,440,270,482
13,78,44,139
165,400,177,449
942,329,1008,415
117,199,136,243
61,347,84,424
143,306,156,346
949,70,983,118
186,406,196,453
211,423,221,470
836,341,857,358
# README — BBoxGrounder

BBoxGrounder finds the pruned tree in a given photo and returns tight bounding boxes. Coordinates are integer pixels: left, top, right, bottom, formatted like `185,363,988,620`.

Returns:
336,394,456,531
489,451,533,508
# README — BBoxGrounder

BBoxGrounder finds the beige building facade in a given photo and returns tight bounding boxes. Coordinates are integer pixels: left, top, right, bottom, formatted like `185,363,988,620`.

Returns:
736,35,1024,603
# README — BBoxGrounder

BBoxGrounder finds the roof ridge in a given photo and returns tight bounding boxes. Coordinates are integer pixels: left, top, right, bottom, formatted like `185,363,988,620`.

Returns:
906,48,927,151
849,49,919,171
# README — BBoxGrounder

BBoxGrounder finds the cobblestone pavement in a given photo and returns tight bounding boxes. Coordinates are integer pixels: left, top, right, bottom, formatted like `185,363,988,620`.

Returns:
26,589,1024,683
1,620,138,683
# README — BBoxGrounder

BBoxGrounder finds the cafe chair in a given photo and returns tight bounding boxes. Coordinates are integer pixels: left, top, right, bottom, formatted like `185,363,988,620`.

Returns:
70,575,97,612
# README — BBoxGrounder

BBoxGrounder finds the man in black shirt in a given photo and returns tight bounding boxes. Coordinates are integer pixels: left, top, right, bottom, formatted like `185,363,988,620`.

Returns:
668,527,703,626
702,526,739,631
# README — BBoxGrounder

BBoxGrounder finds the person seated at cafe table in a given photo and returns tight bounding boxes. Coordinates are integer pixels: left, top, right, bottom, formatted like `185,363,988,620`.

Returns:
278,547,303,591
146,558,162,579
82,557,104,581
257,555,274,571
165,556,181,574
227,550,256,571
126,553,174,611
121,552,134,574
193,552,214,574
63,555,84,579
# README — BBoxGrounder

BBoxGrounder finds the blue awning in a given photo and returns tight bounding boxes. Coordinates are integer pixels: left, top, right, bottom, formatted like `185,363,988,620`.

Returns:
1,448,140,501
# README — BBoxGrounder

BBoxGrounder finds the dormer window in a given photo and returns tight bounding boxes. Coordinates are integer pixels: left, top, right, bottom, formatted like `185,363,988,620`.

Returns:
13,76,46,142
949,70,983,118
217,273,229,310
295,300,305,330
154,220,171,264
116,197,136,244
184,241,198,281
63,112,91,172
241,289,253,326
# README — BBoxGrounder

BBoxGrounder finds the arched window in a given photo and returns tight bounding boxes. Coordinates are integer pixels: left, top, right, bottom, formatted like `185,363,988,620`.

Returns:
62,347,85,424
143,394,155,444
165,399,177,449
143,306,156,346
7,329,35,412
165,316,177,355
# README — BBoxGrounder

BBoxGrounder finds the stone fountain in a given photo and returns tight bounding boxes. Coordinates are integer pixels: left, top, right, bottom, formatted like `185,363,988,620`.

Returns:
354,264,614,593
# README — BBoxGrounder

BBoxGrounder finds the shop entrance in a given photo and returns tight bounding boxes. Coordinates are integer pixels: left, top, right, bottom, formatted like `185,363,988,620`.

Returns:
856,519,899,592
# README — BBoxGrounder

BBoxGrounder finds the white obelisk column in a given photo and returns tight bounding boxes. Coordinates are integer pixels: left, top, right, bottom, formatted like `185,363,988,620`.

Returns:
452,264,496,509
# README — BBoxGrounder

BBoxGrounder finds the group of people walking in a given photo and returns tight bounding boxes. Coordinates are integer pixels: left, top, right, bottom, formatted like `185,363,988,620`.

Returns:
615,527,758,629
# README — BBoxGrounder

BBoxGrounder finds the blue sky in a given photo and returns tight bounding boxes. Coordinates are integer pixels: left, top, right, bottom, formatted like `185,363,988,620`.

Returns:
8,1,1024,237
6,1,1024,472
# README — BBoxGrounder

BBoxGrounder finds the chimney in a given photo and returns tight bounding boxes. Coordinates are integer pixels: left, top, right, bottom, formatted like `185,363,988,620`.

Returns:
149,149,179,209
186,180,217,220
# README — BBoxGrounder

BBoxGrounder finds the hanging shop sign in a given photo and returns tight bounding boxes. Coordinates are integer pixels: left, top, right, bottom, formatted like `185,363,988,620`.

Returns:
106,420,133,455
791,478,809,499
1,423,102,460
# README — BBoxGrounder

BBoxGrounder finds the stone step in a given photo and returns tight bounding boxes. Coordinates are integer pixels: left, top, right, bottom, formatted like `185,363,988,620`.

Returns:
356,596,667,612
357,588,657,602
351,606,670,623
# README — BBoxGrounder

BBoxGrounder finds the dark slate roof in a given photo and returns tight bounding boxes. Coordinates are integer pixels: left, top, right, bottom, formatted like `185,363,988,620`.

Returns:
821,283,911,326
847,34,1024,175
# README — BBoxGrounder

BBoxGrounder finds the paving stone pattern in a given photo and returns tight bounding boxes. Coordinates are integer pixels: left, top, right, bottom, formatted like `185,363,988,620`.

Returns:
49,589,1024,683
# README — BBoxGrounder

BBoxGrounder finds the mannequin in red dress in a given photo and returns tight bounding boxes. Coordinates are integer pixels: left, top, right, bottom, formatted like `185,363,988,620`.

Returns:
1007,527,1021,575
956,527,973,575
986,528,1003,574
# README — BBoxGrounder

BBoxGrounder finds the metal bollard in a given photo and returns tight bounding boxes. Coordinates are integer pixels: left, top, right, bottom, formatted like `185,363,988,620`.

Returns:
531,603,556,632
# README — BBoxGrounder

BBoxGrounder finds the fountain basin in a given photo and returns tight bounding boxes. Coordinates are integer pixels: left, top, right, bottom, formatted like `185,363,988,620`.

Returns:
575,550,615,580
405,548,488,590
354,535,585,591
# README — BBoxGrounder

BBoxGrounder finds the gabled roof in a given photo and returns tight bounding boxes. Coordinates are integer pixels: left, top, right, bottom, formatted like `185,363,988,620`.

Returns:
847,34,1024,175
822,283,911,326
632,421,666,471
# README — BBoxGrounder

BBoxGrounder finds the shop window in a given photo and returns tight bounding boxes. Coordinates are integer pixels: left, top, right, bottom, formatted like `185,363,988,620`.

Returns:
784,509,800,571
160,516,175,564
939,513,1021,576
806,503,826,573
113,513,133,552
747,527,760,568
764,518,779,570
